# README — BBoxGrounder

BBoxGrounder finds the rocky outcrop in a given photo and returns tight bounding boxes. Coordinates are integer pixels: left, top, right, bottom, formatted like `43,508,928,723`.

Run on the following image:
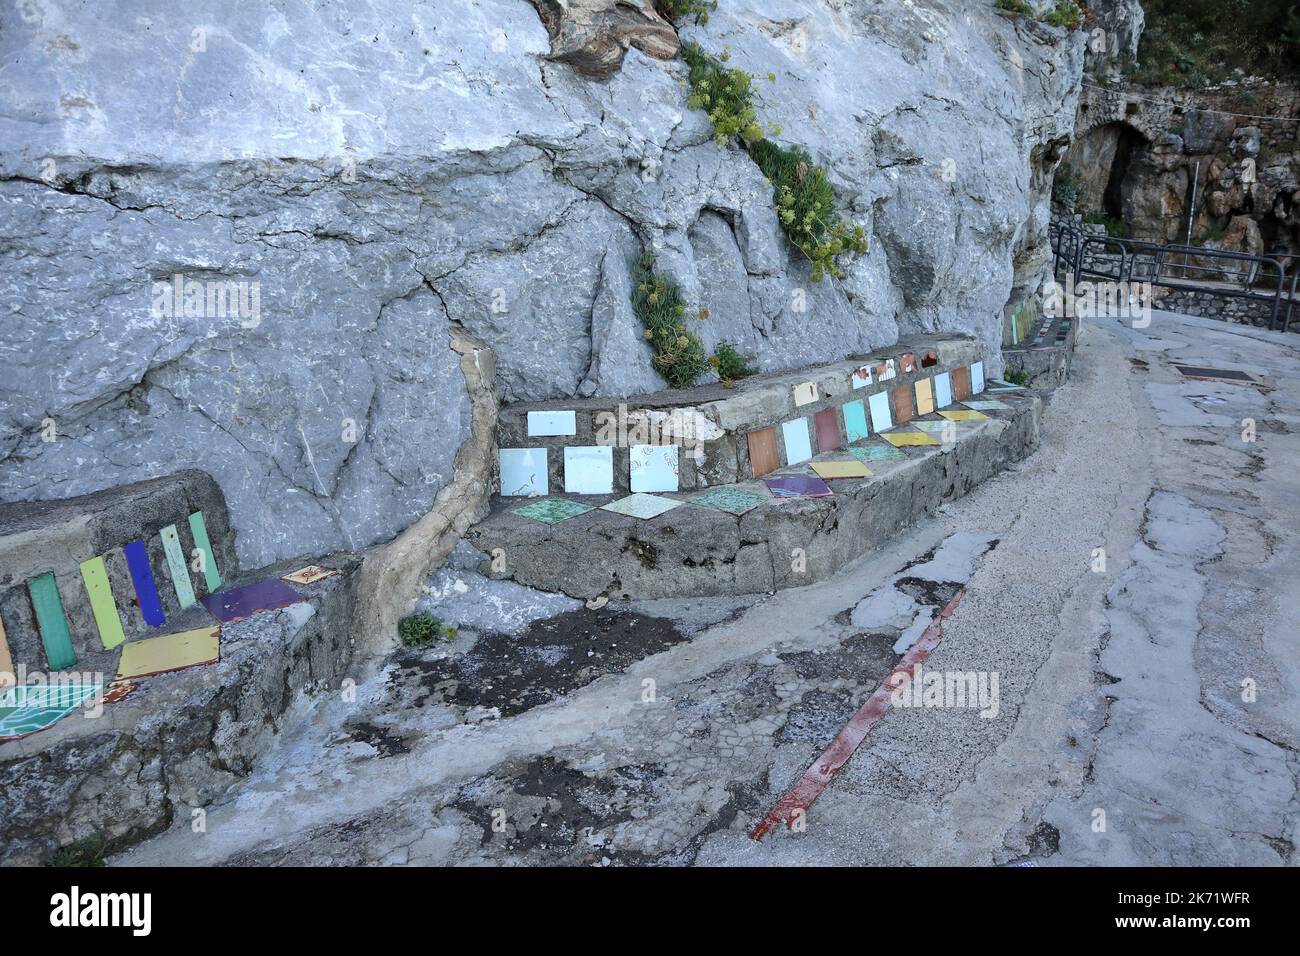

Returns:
0,1,1086,569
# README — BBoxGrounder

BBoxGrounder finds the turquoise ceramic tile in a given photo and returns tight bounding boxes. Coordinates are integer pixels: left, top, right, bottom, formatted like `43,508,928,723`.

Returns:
629,444,679,493
691,486,768,515
499,448,548,497
513,498,593,523
934,371,953,408
971,361,985,394
842,400,869,443
563,445,613,494
781,418,813,464
867,391,893,433
527,410,577,437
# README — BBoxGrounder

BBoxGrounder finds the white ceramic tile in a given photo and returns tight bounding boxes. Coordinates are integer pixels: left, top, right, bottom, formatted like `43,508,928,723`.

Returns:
563,445,613,495
971,361,985,394
782,418,813,464
934,372,953,408
793,381,818,407
527,410,577,437
600,493,683,520
499,448,548,497
629,444,679,493
851,365,873,389
868,391,893,433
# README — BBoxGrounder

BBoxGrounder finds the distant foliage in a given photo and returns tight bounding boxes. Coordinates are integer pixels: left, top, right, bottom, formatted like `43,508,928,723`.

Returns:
633,255,711,389
1130,0,1300,85
995,0,1083,31
710,342,757,386
1052,163,1081,210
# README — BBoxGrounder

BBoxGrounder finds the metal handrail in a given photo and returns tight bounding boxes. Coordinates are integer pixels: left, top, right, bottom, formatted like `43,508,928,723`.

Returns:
1052,218,1296,331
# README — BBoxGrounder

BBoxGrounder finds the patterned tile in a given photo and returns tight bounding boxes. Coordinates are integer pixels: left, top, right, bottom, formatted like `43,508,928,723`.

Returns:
0,683,102,741
629,444,680,493
513,498,595,524
851,365,873,389
600,493,684,520
691,487,768,516
852,444,907,462
500,447,548,497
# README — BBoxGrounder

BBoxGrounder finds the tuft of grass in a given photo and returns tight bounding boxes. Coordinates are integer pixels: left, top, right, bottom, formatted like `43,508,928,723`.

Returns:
633,254,711,389
398,612,458,648
680,42,776,148
1005,368,1032,386
48,834,109,867
710,342,757,386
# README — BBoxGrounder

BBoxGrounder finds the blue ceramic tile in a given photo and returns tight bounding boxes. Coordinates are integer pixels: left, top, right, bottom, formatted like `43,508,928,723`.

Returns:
499,448,548,497
934,371,953,408
527,410,577,437
629,444,679,493
842,400,869,443
781,418,813,464
868,391,893,433
563,445,613,495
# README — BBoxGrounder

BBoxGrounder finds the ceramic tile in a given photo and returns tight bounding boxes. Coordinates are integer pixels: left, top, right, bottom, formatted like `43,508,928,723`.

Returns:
116,626,220,680
0,683,101,741
914,378,935,416
881,430,941,447
527,410,577,437
691,487,768,515
811,459,872,480
782,418,813,464
912,420,954,434
202,579,304,623
629,444,680,493
868,391,893,433
964,399,1011,410
500,448,548,497
600,493,684,520
921,350,938,368
934,372,953,408
793,381,818,407
939,409,990,421
747,427,780,478
900,352,916,374
851,365,873,389
875,358,897,382
852,443,907,462
952,366,972,401
513,497,595,523
892,384,915,424
282,565,340,585
842,400,869,443
765,475,833,498
564,445,614,495
814,408,841,453
971,361,986,394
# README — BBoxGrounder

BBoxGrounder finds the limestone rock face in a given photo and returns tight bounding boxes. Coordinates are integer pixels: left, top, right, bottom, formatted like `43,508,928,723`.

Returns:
0,0,1085,567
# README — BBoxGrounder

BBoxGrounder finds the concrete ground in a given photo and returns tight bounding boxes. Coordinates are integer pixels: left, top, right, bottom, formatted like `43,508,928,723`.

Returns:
114,309,1299,867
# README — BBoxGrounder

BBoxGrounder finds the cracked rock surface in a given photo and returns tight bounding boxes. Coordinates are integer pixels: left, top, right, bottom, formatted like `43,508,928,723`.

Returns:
2,0,1084,566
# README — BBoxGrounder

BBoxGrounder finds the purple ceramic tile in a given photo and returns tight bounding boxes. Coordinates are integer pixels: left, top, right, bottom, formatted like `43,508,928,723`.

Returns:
765,475,833,498
201,578,305,623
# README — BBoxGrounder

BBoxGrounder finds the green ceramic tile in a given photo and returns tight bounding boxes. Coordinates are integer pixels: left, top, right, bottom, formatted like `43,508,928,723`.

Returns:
27,573,75,670
691,487,768,516
852,444,907,462
159,524,197,609
512,498,594,524
188,511,222,592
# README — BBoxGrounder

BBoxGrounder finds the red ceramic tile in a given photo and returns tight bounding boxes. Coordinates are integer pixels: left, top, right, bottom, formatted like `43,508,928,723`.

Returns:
814,408,841,453
892,384,915,423
953,366,972,401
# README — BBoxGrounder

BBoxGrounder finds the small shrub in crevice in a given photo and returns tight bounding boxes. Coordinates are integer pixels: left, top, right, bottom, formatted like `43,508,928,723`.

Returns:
633,254,711,389
710,342,757,387
680,42,779,148
398,612,458,648
749,139,868,282
48,835,109,867
656,0,717,25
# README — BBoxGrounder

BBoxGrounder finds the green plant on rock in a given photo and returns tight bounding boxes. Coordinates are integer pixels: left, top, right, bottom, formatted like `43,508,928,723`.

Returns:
710,342,757,386
680,42,777,147
1042,1,1082,29
656,0,717,25
750,140,868,282
48,834,109,867
633,254,711,389
1005,368,1032,386
398,612,457,648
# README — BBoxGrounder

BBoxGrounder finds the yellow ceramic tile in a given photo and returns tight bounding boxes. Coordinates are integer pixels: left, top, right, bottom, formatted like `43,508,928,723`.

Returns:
939,409,990,421
0,615,12,685
881,430,941,447
810,460,873,480
116,626,220,680
914,378,935,416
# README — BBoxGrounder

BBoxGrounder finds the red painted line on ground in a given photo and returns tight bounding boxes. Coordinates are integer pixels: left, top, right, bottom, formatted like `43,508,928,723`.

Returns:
749,589,966,841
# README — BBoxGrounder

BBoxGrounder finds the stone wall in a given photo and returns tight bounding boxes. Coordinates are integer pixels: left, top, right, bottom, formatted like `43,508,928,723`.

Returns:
0,1,1087,570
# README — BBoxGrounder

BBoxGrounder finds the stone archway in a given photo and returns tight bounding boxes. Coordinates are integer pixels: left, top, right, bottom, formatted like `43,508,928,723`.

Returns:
1059,120,1151,224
